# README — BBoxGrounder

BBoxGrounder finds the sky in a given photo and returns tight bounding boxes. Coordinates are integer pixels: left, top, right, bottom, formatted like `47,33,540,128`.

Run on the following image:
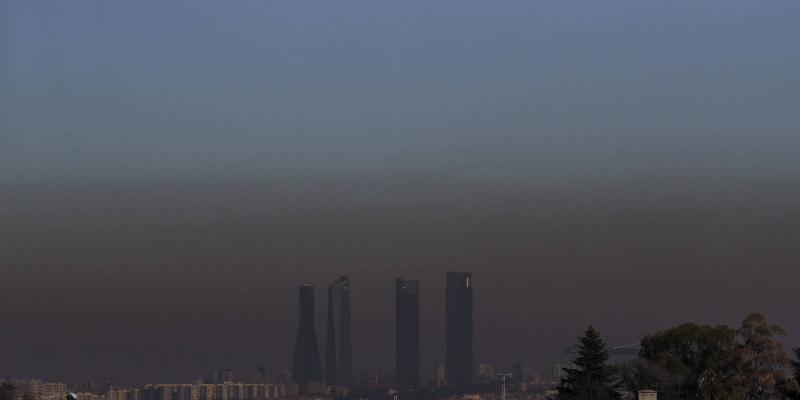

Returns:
1,0,800,386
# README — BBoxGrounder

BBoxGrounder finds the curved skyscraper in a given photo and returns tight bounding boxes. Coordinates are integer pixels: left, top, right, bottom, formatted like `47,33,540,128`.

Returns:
292,284,322,388
445,272,473,385
325,275,352,386
395,278,420,388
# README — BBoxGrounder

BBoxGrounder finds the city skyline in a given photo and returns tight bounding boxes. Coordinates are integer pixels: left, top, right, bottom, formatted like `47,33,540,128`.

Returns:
3,0,800,389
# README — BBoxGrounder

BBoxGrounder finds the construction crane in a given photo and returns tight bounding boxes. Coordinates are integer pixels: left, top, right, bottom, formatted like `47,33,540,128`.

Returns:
564,343,640,356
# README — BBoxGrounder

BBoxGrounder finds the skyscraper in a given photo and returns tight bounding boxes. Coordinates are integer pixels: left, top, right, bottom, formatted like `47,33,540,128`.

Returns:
395,278,420,388
513,363,537,383
434,363,446,387
292,285,322,388
477,363,495,384
212,369,234,384
445,272,473,385
325,275,352,386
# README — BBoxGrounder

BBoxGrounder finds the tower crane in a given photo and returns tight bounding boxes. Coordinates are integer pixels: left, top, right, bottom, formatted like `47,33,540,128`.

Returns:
564,342,640,356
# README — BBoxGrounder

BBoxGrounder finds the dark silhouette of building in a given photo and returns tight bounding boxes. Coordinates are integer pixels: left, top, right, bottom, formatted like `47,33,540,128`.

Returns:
395,278,420,388
513,362,538,383
292,284,322,388
325,275,353,386
212,369,234,384
445,272,473,385
434,362,446,387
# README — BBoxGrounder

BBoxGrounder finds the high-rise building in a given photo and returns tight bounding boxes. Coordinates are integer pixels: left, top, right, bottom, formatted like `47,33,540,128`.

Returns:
477,363,495,384
12,380,67,400
109,389,129,400
395,278,420,388
325,275,353,386
434,363,447,388
513,363,537,383
212,370,234,384
445,272,474,385
77,393,100,400
352,370,394,389
292,284,322,388
248,367,264,384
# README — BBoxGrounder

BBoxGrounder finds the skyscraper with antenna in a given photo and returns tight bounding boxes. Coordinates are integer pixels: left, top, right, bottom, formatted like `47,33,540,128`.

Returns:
446,272,474,385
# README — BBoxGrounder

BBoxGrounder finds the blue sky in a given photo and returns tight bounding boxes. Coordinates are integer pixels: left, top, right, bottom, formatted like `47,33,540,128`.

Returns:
3,1,799,182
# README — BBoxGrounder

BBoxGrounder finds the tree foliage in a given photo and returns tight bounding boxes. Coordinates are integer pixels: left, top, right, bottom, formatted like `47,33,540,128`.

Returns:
0,382,15,400
618,358,681,400
556,326,620,400
737,313,791,400
786,348,800,400
640,323,745,400
793,349,800,384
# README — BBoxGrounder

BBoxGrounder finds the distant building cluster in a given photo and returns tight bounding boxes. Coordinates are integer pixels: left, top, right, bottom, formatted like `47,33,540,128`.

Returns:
291,272,475,392
6,379,67,400
138,382,298,400
4,272,641,400
1,379,299,400
1,377,657,400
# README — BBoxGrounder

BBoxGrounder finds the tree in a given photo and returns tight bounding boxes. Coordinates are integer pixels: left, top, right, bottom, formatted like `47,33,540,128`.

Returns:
0,382,16,400
737,313,791,400
785,348,800,400
555,326,620,400
640,323,745,400
618,359,681,400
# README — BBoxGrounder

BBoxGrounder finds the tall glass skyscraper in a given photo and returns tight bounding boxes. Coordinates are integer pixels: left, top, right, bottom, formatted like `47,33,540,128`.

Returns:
395,278,420,388
325,275,352,386
292,284,322,388
445,272,473,385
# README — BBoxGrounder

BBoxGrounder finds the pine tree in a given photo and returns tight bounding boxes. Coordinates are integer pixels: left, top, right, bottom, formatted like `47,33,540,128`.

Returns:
556,326,621,400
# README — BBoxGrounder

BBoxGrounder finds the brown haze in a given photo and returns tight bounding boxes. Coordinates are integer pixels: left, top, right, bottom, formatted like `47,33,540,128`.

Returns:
2,174,798,384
